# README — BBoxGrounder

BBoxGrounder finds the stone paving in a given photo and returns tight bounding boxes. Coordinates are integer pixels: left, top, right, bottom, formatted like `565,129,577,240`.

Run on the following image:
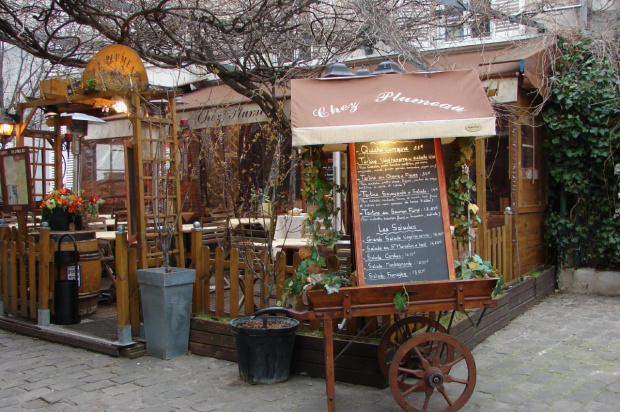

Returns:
1,293,619,411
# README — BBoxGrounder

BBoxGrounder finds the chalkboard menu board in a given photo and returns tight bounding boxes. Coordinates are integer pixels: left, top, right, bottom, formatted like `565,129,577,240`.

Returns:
349,139,454,286
0,147,34,212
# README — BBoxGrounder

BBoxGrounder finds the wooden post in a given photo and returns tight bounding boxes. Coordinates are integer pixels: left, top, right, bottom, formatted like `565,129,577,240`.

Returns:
131,92,148,269
509,113,520,279
128,245,140,336
323,317,336,412
0,224,8,241
18,240,27,317
191,225,203,314
170,97,185,267
0,223,8,316
27,238,36,319
275,253,286,305
115,228,132,344
215,247,225,316
229,247,240,319
475,138,487,259
503,207,514,282
9,239,17,315
242,253,253,316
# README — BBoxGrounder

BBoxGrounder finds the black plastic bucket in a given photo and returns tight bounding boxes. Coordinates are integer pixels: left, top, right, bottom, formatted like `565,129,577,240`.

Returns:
54,280,80,325
230,316,299,384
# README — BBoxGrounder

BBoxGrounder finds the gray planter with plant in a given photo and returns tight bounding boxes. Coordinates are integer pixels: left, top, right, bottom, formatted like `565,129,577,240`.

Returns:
138,267,196,359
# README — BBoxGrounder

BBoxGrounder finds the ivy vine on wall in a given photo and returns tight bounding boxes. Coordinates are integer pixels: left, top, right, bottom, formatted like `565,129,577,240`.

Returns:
447,137,480,250
543,36,620,269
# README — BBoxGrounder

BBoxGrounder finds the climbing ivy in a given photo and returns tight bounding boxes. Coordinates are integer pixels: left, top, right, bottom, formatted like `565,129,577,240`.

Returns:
447,137,480,248
543,36,620,269
300,146,343,246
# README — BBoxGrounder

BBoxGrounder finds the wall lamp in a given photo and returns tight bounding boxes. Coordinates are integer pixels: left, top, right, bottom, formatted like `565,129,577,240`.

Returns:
0,110,19,149
111,98,129,114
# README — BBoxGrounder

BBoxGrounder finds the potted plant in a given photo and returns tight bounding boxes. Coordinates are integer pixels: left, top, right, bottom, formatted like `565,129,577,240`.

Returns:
81,194,105,227
40,188,104,231
229,314,299,384
224,123,315,383
455,254,503,296
230,146,350,383
137,115,197,360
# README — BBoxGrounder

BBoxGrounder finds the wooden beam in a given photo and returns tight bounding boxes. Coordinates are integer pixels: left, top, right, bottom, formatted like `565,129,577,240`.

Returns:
475,138,487,258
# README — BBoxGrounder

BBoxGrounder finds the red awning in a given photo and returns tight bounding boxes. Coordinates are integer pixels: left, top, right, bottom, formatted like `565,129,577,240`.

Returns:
291,69,496,147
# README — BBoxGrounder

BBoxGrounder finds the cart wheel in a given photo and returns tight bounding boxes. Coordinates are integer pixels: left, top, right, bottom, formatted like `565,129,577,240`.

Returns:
389,332,476,412
378,316,448,380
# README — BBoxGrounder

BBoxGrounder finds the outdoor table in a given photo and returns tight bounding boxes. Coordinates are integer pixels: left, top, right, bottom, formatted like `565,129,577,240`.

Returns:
229,217,272,231
95,231,117,241
182,224,220,233
271,238,350,262
273,213,306,239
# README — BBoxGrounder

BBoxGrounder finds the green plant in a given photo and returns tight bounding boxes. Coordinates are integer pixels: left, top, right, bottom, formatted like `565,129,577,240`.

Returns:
279,246,349,306
279,147,349,305
616,164,620,217
301,146,343,246
543,36,620,269
447,137,480,248
455,254,503,296
280,146,348,306
84,78,97,91
393,285,409,312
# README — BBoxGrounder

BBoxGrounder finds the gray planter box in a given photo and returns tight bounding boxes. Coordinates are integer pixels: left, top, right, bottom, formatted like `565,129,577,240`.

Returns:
138,267,196,359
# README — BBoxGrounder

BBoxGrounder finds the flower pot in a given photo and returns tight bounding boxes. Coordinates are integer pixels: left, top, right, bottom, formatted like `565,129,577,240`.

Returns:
137,267,196,360
50,208,70,231
70,215,83,231
230,316,299,384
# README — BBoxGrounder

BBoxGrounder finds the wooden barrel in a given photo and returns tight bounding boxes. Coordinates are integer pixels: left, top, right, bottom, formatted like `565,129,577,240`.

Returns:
52,230,102,316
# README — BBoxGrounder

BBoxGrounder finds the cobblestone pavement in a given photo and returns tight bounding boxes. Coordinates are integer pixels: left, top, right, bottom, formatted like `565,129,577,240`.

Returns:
1,293,619,412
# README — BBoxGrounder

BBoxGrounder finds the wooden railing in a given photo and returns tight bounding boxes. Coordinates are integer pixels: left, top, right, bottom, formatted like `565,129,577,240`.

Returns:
0,226,52,322
1,212,512,338
452,211,513,282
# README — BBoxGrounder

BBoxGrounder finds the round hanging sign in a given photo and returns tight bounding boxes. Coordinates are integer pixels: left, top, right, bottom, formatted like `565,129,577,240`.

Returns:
81,44,148,92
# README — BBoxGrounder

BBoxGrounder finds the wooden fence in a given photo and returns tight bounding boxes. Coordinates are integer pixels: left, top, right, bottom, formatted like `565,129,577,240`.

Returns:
452,212,513,282
1,212,512,335
0,226,52,321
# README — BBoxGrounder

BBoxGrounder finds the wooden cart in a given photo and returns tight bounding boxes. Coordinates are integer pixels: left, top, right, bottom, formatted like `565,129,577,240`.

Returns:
255,278,498,412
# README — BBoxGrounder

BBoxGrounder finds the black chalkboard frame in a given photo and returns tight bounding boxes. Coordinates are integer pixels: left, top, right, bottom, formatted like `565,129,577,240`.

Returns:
348,138,455,286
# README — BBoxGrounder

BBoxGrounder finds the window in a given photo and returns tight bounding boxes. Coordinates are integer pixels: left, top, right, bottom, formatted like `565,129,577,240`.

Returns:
96,143,125,180
470,15,491,38
521,122,537,180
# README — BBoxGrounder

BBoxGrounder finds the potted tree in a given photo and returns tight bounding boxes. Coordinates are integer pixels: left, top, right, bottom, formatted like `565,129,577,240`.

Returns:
229,314,299,384
223,121,308,383
137,111,197,360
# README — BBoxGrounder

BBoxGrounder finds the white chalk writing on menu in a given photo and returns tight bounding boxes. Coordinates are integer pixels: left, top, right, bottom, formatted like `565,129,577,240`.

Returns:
354,140,449,284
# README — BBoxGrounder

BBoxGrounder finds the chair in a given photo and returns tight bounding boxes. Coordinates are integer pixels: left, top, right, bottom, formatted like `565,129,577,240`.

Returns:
98,238,116,303
231,222,267,258
88,216,108,231
2,212,17,224
335,235,352,272
210,206,233,221
145,217,164,267
113,210,128,230
201,223,228,257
